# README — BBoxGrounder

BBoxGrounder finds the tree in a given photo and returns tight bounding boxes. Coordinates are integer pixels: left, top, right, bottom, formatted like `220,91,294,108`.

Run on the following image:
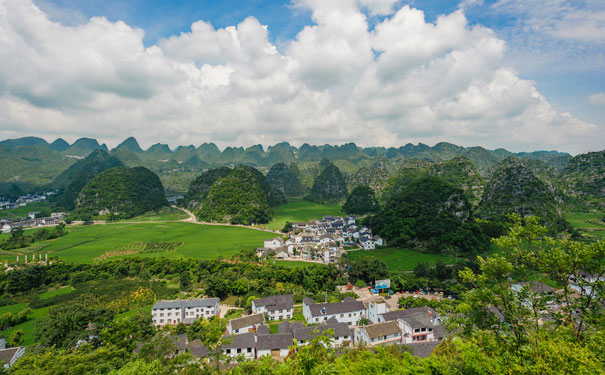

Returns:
8,329,24,347
348,257,388,284
343,185,379,215
179,272,191,291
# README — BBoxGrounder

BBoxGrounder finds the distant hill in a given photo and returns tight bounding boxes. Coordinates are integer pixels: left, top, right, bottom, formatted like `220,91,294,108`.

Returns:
73,166,167,219
266,162,304,197
430,156,484,205
0,136,48,149
558,151,604,199
343,185,379,215
181,167,232,211
305,161,348,203
478,158,567,231
109,148,143,168
194,166,279,224
0,144,75,186
115,137,143,153
63,138,108,157
50,149,124,210
49,138,70,152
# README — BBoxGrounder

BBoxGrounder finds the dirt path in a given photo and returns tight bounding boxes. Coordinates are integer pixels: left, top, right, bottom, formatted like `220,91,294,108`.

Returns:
173,206,279,235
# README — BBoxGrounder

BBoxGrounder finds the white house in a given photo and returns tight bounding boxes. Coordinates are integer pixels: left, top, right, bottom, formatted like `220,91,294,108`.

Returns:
256,333,293,358
303,297,366,325
252,294,294,321
151,298,220,327
361,239,375,250
264,237,285,249
355,321,402,346
366,298,390,324
378,307,439,344
227,313,265,334
221,332,256,361
292,318,353,347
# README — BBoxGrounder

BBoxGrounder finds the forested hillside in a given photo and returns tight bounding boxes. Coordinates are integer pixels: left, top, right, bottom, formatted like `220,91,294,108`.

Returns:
73,166,167,219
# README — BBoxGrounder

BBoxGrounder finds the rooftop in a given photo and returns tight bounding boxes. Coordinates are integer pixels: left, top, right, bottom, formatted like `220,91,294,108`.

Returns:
152,298,220,310
362,321,401,339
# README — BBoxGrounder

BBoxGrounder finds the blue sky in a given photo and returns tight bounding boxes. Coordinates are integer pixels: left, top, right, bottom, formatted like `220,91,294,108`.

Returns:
0,0,602,153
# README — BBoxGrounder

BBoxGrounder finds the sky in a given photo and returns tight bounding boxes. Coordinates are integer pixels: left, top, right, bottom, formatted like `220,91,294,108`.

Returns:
0,0,603,154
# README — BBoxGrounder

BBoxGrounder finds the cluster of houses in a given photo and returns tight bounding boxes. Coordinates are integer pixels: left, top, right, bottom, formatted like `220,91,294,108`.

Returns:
149,293,444,361
1,212,66,234
257,216,384,263
0,192,54,211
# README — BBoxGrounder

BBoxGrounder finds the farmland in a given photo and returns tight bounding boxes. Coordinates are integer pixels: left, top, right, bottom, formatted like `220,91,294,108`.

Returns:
259,198,344,230
0,201,51,219
0,222,275,264
346,247,459,272
564,211,605,241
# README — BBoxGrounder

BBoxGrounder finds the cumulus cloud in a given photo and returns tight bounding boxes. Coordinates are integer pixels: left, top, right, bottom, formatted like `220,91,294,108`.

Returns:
0,0,601,153
588,92,605,107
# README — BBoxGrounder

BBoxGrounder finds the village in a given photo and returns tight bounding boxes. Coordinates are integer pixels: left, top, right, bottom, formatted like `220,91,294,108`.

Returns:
257,215,384,264
0,191,67,234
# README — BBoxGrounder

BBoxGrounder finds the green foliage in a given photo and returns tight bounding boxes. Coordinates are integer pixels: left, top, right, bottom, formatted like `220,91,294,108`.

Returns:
1,223,67,251
50,149,124,210
559,150,604,199
370,176,490,254
181,167,231,210
343,185,379,215
305,162,348,203
198,166,277,224
348,257,388,284
8,329,24,347
73,166,168,220
266,162,305,197
0,308,31,330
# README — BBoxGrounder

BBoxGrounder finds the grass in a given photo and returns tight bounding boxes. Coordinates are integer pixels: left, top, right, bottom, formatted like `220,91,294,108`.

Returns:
564,211,605,241
0,306,50,346
38,286,75,300
346,247,459,272
0,202,52,219
258,198,344,231
0,303,27,315
116,305,152,320
0,222,275,264
274,260,315,268
119,207,189,222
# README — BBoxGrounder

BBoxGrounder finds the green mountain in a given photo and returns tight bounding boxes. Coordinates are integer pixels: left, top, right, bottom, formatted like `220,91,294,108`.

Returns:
478,158,565,230
50,149,124,210
305,162,348,203
182,155,209,171
73,166,167,219
343,185,379,215
558,151,604,199
0,144,75,186
109,148,143,168
145,143,172,157
197,166,276,224
181,167,232,211
430,156,484,205
63,138,107,157
116,137,143,153
266,162,304,197
49,138,70,152
370,175,489,253
0,136,48,149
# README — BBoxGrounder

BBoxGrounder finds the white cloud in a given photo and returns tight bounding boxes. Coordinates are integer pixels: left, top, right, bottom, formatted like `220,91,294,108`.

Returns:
0,0,601,154
588,92,605,107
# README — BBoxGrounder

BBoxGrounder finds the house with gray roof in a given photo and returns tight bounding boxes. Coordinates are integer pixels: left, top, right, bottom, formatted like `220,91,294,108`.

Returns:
227,313,265,334
222,332,257,361
292,318,353,347
256,333,294,358
151,298,220,327
303,296,366,325
0,346,26,369
378,307,440,344
252,294,294,321
355,321,402,346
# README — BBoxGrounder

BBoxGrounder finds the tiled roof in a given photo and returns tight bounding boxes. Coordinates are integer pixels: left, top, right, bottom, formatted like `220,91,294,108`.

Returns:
292,322,350,341
152,298,219,310
362,321,401,339
380,307,438,328
256,333,294,350
405,341,440,358
307,299,365,317
0,347,22,367
229,313,265,331
222,332,256,349
253,294,294,311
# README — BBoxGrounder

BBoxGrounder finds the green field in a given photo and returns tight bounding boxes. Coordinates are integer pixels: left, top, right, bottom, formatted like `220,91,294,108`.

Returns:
0,306,50,346
1,222,275,263
0,201,52,219
259,198,344,230
38,286,75,300
120,207,189,222
564,211,605,241
346,247,459,272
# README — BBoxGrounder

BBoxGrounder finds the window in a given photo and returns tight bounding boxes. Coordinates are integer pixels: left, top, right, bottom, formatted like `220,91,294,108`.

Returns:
237,348,241,353
247,348,252,353
340,314,344,317
226,349,231,354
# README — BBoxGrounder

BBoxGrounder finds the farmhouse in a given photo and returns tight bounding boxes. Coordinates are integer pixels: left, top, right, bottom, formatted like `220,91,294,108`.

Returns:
378,307,440,343
252,294,294,321
256,333,293,358
355,321,402,346
227,313,265,334
264,237,285,249
151,298,220,327
302,297,366,325
222,332,256,361
292,318,353,347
